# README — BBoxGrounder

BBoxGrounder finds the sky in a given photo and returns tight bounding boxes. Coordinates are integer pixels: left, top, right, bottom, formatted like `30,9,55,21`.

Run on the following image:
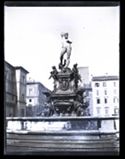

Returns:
4,6,120,90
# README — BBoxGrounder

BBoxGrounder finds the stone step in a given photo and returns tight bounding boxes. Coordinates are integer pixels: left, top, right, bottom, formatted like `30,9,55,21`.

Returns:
6,135,97,140
6,145,119,152
7,130,118,134
7,141,118,149
7,138,119,144
7,133,117,141
6,132,119,155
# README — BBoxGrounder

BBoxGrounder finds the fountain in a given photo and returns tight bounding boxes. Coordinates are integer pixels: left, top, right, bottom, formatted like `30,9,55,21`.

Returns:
6,33,119,155
48,32,87,117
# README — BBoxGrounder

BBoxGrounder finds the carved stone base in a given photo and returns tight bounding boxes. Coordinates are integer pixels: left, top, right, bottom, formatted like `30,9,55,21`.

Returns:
51,93,76,115
49,67,85,116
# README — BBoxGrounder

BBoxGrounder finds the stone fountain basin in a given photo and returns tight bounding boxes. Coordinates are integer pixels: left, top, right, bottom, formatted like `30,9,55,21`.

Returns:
54,101,74,113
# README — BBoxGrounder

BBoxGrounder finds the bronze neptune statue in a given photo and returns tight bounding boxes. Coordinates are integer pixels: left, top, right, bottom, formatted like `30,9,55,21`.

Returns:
59,32,72,70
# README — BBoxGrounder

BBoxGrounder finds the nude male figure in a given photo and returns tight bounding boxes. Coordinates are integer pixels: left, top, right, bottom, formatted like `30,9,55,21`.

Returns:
59,33,72,69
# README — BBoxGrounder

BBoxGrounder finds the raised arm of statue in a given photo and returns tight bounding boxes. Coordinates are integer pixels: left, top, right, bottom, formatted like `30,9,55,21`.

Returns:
49,72,53,79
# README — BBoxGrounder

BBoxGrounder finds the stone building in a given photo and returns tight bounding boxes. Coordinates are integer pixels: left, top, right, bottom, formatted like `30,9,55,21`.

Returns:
5,62,17,117
15,66,29,116
78,67,89,87
83,83,92,116
5,61,29,117
78,67,92,115
26,81,51,116
91,75,119,117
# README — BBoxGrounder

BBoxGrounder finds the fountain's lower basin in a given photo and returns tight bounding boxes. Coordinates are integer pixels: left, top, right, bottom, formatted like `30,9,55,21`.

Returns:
6,116,119,132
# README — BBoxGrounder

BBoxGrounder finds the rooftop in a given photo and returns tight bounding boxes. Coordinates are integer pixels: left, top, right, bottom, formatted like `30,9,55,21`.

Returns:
92,76,119,81
5,61,29,74
27,81,51,93
5,61,15,69
15,66,29,73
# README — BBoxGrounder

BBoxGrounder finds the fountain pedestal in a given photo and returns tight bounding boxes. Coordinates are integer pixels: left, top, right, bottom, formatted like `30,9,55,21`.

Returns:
49,67,85,116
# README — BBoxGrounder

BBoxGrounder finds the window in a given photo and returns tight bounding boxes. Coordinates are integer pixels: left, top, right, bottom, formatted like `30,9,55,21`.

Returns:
96,90,99,96
114,108,119,115
113,97,118,103
104,90,107,95
29,99,32,102
95,83,100,87
86,91,89,96
6,70,9,80
22,94,24,99
96,107,101,115
22,76,25,83
83,98,87,103
5,70,8,78
97,98,100,104
83,92,86,97
29,88,32,95
21,109,24,117
105,107,109,115
104,98,107,104
114,82,116,87
8,72,11,81
12,95,14,101
114,89,116,94
103,82,106,87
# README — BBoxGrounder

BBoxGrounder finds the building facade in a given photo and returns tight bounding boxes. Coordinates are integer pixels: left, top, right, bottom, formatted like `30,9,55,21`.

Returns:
26,82,50,116
15,67,29,117
78,67,89,86
83,83,92,116
5,61,29,117
91,76,119,117
5,62,17,117
78,67,92,115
